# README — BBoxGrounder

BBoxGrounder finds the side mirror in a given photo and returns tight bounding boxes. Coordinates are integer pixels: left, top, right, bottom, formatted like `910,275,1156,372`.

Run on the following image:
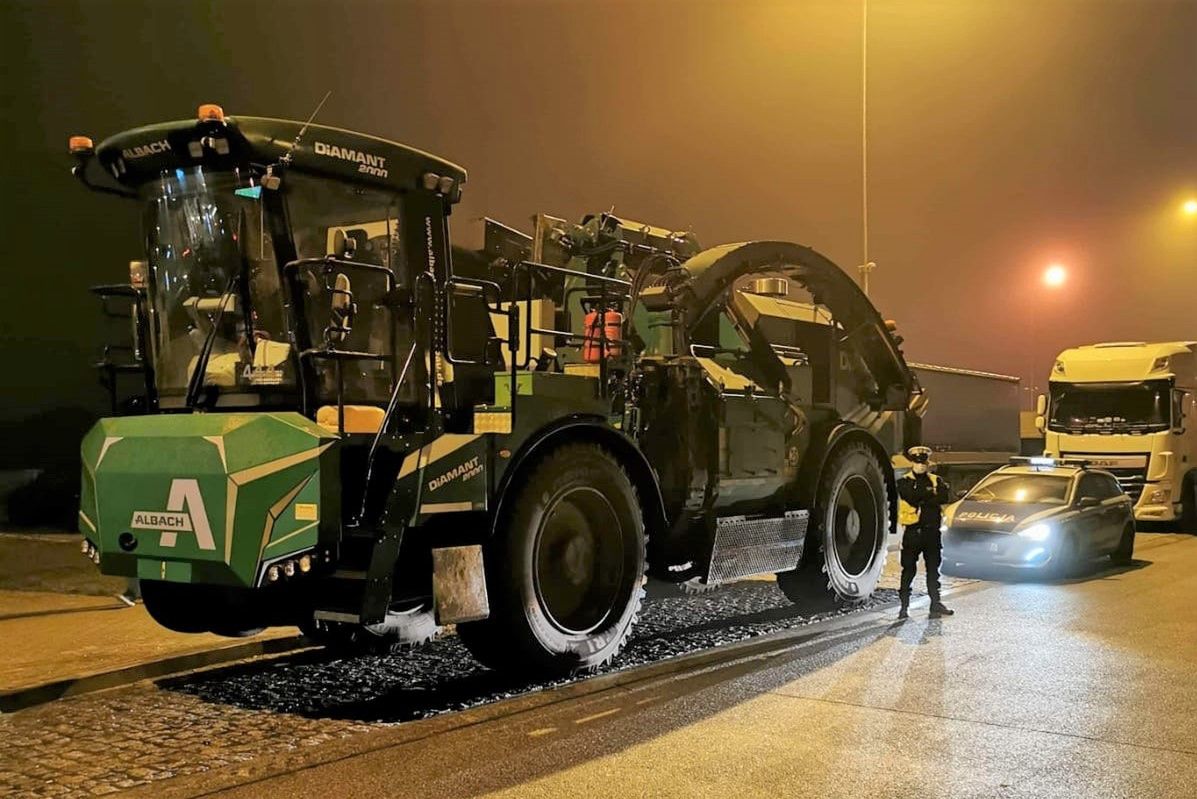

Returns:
328,273,355,345
954,489,969,500
1035,393,1047,416
1078,496,1100,509
1035,415,1046,433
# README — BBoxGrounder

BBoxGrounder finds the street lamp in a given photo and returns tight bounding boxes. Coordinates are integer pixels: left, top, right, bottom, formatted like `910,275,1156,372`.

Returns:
1043,263,1067,288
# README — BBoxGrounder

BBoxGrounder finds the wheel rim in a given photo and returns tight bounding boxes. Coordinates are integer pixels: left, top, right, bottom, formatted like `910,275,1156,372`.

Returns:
830,474,881,578
533,486,626,635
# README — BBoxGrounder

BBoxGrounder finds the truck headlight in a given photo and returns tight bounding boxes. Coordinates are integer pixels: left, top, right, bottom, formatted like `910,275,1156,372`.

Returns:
1147,488,1169,504
1018,523,1052,541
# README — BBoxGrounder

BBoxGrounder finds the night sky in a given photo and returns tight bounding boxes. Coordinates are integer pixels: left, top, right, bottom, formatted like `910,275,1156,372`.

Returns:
2,0,1194,468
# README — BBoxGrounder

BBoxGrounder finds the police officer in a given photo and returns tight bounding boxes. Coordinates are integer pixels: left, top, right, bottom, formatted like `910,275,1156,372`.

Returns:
897,446,954,619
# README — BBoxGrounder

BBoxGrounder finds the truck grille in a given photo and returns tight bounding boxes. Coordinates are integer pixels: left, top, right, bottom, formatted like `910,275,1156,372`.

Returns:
1105,467,1147,501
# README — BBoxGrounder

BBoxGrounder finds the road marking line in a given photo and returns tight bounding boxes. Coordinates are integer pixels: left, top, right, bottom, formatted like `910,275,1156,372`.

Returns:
574,708,620,724
527,727,557,737
634,695,659,705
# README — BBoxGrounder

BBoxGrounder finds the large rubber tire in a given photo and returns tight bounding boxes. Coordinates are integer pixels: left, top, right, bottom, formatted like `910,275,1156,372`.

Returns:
458,443,647,675
141,581,265,636
141,580,212,634
776,440,889,609
301,603,441,655
1180,475,1197,534
1110,522,1136,565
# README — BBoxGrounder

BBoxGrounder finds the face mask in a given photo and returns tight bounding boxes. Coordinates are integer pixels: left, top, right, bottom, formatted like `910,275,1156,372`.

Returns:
912,463,929,475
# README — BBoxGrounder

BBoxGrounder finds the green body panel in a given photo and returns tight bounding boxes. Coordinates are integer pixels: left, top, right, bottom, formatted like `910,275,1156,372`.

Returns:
79,413,339,588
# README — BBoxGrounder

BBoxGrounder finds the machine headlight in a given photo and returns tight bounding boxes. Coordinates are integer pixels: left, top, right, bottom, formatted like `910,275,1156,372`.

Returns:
1147,488,1169,504
1018,523,1052,541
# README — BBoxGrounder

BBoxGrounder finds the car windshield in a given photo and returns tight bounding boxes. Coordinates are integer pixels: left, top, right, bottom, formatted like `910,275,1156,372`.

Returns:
142,167,293,399
967,473,1072,505
1048,380,1172,434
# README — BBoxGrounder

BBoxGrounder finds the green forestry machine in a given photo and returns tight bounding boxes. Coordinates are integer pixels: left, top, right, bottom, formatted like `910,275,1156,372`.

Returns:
69,105,922,674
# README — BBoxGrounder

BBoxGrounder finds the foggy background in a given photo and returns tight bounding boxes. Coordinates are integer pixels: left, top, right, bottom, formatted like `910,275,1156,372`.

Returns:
1,0,1194,518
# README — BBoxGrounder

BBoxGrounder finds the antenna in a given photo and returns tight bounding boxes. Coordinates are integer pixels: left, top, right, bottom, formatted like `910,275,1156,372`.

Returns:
284,90,332,161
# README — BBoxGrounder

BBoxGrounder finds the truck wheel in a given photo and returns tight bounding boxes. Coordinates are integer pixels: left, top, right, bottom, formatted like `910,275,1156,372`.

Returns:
301,603,441,655
776,440,889,609
680,577,720,595
1181,475,1197,533
1110,522,1136,565
141,580,212,633
458,443,646,675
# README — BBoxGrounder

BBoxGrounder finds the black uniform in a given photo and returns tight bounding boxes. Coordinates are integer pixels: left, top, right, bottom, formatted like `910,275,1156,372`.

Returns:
897,472,952,605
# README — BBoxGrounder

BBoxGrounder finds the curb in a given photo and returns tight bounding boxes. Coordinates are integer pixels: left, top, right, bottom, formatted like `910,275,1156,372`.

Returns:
0,635,313,713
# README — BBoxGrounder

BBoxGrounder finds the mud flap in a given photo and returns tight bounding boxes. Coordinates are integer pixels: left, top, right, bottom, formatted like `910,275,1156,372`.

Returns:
707,510,809,583
432,545,490,624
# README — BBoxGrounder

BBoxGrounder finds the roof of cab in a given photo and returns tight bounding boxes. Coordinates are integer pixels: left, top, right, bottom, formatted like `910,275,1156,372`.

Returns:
80,114,467,201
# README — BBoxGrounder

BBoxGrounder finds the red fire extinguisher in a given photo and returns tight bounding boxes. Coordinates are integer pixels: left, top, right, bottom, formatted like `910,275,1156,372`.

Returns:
583,308,623,363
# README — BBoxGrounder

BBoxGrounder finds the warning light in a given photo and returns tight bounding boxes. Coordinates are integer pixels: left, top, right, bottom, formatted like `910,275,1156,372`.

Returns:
197,104,226,123
68,135,94,154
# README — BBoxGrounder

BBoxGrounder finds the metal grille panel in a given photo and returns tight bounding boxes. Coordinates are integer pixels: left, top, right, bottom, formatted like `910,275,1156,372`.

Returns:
706,510,809,584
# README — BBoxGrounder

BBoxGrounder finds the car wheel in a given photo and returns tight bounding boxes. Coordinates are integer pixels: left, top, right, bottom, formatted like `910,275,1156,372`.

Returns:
1110,522,1135,565
1050,534,1082,579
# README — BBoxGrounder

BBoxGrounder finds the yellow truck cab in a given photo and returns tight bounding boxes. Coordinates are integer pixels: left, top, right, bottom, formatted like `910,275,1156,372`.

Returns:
1038,342,1197,525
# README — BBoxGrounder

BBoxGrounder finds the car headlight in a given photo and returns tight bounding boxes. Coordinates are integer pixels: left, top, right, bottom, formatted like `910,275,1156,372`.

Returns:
1018,523,1052,541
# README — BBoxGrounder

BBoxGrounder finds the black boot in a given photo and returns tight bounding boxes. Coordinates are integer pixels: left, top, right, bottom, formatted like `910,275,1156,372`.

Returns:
898,593,910,620
929,600,954,617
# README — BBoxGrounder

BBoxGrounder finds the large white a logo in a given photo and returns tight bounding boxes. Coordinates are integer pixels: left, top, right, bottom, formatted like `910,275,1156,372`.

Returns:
129,479,216,551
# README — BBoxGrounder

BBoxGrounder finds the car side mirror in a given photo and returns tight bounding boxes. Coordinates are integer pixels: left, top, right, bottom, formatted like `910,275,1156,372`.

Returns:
328,273,355,345
1078,496,1100,509
1035,393,1047,416
954,489,968,500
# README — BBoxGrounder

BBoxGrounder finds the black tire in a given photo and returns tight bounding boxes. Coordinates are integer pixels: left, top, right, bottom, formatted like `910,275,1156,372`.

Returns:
142,581,268,636
300,603,441,655
1110,522,1136,565
680,577,720,595
776,440,889,609
1180,476,1197,533
141,580,212,634
458,443,646,675
1051,533,1082,578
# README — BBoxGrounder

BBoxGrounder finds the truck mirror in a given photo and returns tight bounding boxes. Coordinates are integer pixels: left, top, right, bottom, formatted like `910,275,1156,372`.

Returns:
1035,414,1045,433
1035,393,1046,416
329,273,355,344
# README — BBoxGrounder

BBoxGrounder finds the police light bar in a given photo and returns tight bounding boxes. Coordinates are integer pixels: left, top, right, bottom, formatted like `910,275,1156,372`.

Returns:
1008,456,1091,469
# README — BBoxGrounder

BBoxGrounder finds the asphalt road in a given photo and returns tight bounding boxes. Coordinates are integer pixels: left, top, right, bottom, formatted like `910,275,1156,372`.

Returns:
150,531,1196,799
2,532,1193,798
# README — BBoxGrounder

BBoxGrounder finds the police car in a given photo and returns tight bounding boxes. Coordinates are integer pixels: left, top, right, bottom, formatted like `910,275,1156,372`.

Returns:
942,457,1136,575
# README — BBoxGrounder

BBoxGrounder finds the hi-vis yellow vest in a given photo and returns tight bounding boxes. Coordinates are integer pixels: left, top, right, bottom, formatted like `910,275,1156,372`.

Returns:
898,473,940,527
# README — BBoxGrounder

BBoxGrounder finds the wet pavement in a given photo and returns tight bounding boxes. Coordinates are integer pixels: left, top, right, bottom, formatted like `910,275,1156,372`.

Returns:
3,535,1192,798
0,570,915,798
